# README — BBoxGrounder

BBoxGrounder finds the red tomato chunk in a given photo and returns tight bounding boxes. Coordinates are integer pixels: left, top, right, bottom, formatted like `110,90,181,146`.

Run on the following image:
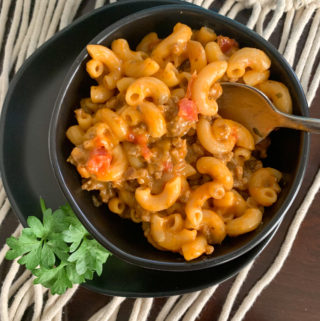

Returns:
86,147,112,176
127,132,152,160
217,35,238,54
178,97,198,121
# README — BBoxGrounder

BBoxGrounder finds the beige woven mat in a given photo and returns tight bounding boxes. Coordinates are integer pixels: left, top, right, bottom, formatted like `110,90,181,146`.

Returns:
0,1,320,320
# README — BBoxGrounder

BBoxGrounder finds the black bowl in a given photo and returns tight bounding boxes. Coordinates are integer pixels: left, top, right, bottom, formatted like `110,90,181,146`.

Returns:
49,4,309,271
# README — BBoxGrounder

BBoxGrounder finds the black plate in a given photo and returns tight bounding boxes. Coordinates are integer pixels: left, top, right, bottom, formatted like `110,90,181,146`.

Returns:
0,0,280,297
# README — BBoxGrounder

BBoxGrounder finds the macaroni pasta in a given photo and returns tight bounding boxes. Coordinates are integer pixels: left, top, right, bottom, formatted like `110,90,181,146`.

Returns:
66,23,286,261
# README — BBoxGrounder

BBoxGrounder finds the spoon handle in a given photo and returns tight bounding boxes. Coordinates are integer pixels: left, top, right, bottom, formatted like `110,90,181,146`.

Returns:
280,113,320,134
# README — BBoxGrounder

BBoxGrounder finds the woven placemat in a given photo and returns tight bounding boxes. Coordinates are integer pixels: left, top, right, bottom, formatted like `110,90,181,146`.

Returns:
0,1,319,320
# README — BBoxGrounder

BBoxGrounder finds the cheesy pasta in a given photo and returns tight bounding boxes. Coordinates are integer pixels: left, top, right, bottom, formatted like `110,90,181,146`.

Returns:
66,23,287,261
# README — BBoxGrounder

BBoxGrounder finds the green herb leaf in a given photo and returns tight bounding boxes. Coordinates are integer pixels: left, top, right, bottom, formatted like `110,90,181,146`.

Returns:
63,224,87,252
18,243,42,270
27,216,45,238
6,229,42,269
40,243,55,268
46,235,69,261
33,263,73,295
66,263,86,284
68,238,110,276
6,199,111,294
42,208,53,234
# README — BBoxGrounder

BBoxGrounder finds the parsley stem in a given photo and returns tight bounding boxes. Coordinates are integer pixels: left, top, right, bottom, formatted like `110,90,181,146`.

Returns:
40,198,46,214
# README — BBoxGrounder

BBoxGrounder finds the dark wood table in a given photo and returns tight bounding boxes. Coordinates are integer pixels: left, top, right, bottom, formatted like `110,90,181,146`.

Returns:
0,1,319,320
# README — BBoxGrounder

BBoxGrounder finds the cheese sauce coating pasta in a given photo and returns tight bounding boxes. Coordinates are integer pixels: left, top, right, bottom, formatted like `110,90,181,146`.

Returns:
66,23,287,261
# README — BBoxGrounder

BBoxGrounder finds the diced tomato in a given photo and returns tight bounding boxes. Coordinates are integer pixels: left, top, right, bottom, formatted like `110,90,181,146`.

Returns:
185,71,197,99
178,72,198,121
178,97,198,121
127,132,135,143
127,131,147,145
217,36,238,54
93,136,105,148
141,145,152,160
163,160,173,172
86,147,112,176
127,131,152,160
135,134,148,146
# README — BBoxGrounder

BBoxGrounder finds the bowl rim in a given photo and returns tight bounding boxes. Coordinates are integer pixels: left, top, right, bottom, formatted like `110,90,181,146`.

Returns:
49,4,310,271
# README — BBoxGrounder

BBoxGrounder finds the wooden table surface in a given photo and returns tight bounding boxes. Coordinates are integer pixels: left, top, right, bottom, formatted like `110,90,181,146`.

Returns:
0,1,319,320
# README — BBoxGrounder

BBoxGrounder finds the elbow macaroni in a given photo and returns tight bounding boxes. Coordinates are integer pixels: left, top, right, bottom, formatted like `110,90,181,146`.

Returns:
185,181,225,228
148,213,197,253
191,61,228,116
151,22,192,66
187,40,207,73
125,76,170,106
248,168,282,206
205,41,227,62
66,23,286,261
87,44,121,90
139,101,167,138
256,80,293,114
123,58,160,78
227,47,271,79
196,157,233,190
135,176,182,211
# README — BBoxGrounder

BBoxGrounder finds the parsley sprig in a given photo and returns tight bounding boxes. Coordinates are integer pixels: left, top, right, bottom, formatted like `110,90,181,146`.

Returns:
6,199,111,294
